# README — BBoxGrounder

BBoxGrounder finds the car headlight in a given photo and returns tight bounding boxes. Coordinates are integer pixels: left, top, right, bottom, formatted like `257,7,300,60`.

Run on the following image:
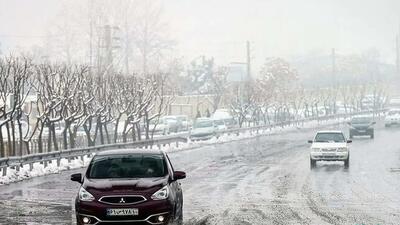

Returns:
311,148,321,152
151,185,170,200
337,147,348,152
79,187,95,202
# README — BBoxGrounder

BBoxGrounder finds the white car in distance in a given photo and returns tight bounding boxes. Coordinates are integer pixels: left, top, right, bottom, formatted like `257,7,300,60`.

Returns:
385,108,400,127
308,131,352,169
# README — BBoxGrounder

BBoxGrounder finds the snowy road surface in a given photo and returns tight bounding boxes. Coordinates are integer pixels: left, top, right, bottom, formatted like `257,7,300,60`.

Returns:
0,123,399,225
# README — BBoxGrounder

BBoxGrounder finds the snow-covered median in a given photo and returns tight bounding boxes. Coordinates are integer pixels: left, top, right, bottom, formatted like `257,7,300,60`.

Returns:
0,116,351,185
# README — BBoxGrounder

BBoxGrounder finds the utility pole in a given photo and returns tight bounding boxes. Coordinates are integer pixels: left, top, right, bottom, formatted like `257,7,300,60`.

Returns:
246,41,251,80
396,34,400,76
332,48,336,88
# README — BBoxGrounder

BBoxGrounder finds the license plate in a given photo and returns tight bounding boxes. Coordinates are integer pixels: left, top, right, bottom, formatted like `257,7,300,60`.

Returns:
107,208,138,216
358,130,366,133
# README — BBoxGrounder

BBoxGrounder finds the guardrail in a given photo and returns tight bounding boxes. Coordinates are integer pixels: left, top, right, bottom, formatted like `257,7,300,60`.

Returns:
0,135,187,177
0,109,386,177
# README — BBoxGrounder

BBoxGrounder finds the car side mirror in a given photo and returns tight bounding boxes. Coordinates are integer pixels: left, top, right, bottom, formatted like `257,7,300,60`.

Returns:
372,122,376,125
347,140,352,143
173,171,186,181
308,140,313,144
71,173,82,183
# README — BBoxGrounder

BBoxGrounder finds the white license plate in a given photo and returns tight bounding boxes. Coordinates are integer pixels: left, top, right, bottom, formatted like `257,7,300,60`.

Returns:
107,208,139,216
358,130,366,133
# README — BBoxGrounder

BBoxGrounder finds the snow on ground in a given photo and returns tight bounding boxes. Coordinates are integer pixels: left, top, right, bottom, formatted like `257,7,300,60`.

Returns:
0,116,351,185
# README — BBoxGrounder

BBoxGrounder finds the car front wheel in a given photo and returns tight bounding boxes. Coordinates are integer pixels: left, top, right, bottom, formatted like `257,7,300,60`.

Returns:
344,156,350,168
310,158,316,169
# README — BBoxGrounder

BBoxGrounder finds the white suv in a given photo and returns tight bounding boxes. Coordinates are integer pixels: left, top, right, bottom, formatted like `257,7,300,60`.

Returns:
308,131,352,169
385,108,400,127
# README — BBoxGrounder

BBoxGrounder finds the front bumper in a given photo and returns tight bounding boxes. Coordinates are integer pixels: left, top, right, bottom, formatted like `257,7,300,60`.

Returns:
385,120,400,125
350,128,373,136
310,152,348,161
189,133,214,141
76,199,173,225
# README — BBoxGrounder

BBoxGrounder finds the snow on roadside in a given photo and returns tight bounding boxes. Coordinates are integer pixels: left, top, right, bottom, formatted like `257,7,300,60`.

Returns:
0,116,350,185
0,156,91,185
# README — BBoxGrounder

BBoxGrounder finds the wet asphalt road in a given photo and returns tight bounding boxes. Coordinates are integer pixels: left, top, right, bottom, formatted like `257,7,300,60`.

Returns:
0,122,399,225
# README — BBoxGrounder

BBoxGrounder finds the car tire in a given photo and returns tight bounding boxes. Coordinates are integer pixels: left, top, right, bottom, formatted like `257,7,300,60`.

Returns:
385,124,390,128
310,158,316,169
370,132,374,139
344,157,350,168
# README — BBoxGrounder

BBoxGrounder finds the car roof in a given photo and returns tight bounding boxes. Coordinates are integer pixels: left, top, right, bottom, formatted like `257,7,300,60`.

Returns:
95,148,164,157
352,115,373,119
316,130,343,134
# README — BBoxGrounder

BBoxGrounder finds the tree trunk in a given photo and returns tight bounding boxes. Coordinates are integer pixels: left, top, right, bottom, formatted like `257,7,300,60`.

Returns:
11,121,16,156
6,123,12,156
98,122,104,145
136,123,141,141
0,127,4,157
17,118,24,156
38,122,44,153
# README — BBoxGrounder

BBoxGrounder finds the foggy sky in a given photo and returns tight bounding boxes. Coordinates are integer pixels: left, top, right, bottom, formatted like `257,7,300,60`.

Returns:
1,0,400,66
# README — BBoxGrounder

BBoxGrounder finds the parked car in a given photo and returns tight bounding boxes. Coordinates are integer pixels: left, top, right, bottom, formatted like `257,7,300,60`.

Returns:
348,116,376,139
162,116,180,133
71,149,186,225
189,118,216,141
212,109,236,128
213,119,228,132
175,115,190,131
149,118,170,135
384,108,400,127
308,131,351,169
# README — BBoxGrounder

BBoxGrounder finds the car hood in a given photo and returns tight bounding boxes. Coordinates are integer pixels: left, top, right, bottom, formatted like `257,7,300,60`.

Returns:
351,123,372,129
84,176,168,195
311,142,347,148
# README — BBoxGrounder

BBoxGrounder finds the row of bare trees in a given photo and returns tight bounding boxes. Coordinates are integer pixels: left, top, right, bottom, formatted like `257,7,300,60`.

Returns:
227,58,389,127
0,56,170,158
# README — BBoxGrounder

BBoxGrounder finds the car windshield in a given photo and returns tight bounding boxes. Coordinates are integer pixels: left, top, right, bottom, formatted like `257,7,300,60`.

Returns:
351,117,371,124
388,110,400,115
194,120,213,128
214,120,224,125
87,154,167,179
315,133,345,143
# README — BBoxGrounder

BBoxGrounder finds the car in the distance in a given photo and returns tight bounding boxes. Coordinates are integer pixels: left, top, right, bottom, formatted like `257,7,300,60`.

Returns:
213,119,228,132
189,117,216,141
348,115,376,139
308,131,351,169
149,118,170,135
384,108,400,127
71,149,186,225
162,116,180,133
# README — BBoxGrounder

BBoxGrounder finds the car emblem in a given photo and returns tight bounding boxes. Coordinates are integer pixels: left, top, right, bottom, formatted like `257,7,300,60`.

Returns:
120,198,126,203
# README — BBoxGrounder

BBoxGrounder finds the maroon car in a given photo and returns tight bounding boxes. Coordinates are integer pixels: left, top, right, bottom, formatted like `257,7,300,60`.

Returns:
71,149,186,225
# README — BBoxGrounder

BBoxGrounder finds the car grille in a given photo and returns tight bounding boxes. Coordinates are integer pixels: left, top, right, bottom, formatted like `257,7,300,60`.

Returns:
321,148,337,152
99,195,147,205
